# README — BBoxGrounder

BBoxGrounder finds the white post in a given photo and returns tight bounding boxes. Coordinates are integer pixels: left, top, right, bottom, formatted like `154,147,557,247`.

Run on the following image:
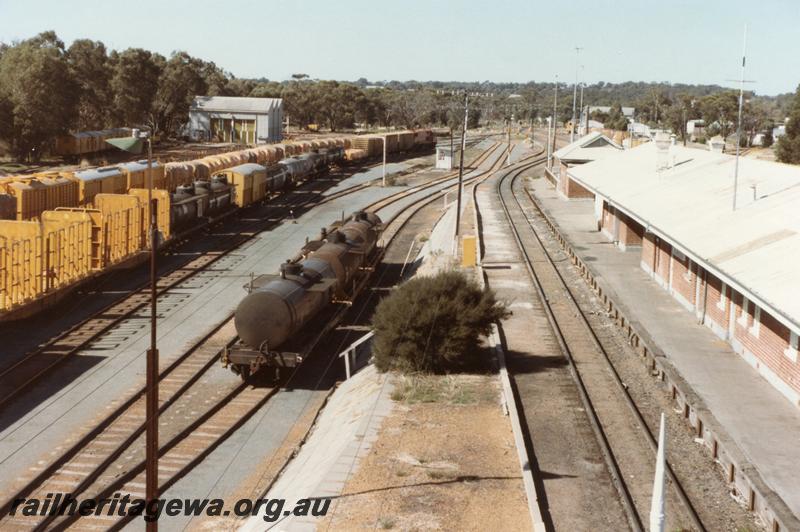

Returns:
649,412,667,532
344,348,351,379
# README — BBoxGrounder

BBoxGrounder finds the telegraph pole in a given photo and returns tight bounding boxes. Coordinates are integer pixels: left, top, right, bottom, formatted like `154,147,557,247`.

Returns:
455,91,468,239
733,25,748,211
570,47,583,143
145,134,159,532
578,68,585,135
506,115,512,166
549,75,559,169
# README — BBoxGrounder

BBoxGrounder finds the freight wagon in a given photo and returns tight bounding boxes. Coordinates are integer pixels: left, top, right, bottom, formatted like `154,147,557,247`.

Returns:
0,128,434,318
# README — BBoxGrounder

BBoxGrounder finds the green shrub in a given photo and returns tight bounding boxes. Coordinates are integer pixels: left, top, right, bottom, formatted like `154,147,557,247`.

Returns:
372,271,509,373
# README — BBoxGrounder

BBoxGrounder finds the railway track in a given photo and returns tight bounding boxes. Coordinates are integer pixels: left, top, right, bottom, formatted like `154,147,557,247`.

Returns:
489,161,706,531
0,142,505,411
0,140,507,529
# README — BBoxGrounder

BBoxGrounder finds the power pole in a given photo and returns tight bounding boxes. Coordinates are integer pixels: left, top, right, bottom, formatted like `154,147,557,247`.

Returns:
550,75,559,169
733,25,748,211
455,91,468,239
579,76,585,135
570,47,583,143
145,135,159,532
506,115,512,166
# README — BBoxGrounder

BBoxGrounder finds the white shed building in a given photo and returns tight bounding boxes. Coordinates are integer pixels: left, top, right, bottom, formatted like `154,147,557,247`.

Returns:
188,96,283,144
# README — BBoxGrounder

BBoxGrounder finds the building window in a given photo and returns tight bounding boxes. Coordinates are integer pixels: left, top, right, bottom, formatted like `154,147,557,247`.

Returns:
717,282,727,311
786,331,799,363
683,260,693,283
738,297,750,327
749,307,761,338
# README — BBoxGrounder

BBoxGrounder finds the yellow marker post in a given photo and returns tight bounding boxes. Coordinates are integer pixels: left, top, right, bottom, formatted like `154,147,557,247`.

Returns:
462,235,476,267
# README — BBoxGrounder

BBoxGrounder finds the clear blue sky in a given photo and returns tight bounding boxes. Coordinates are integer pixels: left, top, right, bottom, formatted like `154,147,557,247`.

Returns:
1,0,798,95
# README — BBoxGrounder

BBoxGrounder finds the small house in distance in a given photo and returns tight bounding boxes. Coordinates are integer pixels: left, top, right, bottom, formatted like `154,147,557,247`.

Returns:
435,143,460,170
188,96,283,144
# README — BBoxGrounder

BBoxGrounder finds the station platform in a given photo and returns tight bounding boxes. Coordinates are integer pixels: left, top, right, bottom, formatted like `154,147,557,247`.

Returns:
527,177,800,528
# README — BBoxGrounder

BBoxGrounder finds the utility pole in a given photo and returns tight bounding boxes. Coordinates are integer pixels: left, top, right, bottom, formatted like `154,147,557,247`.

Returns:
105,130,159,530
506,115,512,166
579,72,585,135
570,47,583,143
529,106,534,143
145,134,159,532
450,128,454,170
733,25,748,211
381,136,387,186
549,75,558,169
455,91,468,240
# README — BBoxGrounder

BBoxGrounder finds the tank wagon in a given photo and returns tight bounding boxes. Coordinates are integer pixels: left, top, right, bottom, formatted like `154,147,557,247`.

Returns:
224,210,383,379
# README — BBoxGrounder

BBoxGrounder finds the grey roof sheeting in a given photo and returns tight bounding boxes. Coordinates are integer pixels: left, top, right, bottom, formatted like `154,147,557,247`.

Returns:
191,96,282,114
554,131,623,163
568,142,800,333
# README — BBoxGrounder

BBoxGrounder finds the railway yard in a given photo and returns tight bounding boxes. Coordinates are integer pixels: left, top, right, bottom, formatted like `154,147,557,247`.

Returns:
0,127,798,531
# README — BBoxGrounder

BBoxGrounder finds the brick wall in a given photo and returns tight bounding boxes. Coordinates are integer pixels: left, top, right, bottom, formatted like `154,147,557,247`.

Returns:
670,250,696,309
655,239,671,283
731,294,800,397
565,176,594,199
617,212,644,247
601,201,615,237
641,232,656,272
702,273,729,334
634,228,800,404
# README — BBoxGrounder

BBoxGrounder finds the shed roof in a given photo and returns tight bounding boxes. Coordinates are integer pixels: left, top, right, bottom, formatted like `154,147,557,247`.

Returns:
191,96,282,114
554,131,623,163
567,142,800,332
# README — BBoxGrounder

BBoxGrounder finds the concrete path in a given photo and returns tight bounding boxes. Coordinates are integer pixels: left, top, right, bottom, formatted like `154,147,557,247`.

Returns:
240,365,394,531
529,177,800,526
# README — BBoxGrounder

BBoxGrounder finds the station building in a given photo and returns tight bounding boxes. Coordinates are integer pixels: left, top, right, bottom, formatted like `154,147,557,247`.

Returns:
561,139,800,406
188,96,283,144
548,131,623,199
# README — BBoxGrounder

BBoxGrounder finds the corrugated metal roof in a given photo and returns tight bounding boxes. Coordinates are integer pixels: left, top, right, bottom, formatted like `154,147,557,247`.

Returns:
554,132,623,162
191,96,282,114
567,143,800,332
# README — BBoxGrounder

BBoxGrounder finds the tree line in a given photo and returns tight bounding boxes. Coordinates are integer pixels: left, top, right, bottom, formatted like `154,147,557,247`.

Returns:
0,31,797,164
0,32,479,159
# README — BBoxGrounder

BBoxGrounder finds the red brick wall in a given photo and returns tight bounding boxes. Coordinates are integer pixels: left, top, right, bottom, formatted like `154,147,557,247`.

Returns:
565,176,594,199
601,202,615,236
655,239,671,281
703,273,729,331
732,297,800,394
618,212,644,247
641,232,656,271
670,251,695,307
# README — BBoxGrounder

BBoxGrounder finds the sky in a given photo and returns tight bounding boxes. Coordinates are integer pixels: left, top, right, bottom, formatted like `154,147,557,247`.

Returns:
1,0,798,95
